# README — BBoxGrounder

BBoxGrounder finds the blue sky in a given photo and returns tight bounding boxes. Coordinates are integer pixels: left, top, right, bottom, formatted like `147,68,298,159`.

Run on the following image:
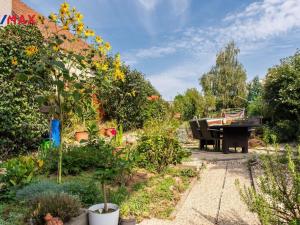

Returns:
24,0,300,100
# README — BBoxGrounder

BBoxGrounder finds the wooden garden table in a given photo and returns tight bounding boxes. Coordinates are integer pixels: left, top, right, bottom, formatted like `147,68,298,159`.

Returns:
210,123,261,154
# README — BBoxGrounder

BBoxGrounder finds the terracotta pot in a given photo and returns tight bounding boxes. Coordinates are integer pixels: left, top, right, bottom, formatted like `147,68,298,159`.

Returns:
99,128,107,136
75,131,89,142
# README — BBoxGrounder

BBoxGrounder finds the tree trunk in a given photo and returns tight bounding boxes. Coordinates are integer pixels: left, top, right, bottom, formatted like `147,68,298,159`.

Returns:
102,183,108,212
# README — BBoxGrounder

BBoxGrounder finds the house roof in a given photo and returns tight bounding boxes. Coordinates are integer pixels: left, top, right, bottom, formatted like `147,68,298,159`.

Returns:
12,0,90,53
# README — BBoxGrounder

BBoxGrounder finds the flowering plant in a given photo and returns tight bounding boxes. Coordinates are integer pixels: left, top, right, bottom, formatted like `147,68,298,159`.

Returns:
25,2,126,183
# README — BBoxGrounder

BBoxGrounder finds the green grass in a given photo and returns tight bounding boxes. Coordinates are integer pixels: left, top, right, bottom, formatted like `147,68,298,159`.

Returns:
117,167,195,221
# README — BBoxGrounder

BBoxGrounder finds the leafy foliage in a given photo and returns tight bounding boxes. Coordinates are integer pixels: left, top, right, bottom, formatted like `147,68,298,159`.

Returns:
0,25,51,158
247,76,263,102
247,96,265,117
0,156,43,188
264,51,300,141
97,65,167,130
16,181,62,201
262,126,278,145
61,180,101,206
44,139,112,175
16,180,100,206
200,41,247,109
119,167,197,221
237,146,300,225
28,192,81,225
173,88,205,120
93,140,130,212
136,119,190,172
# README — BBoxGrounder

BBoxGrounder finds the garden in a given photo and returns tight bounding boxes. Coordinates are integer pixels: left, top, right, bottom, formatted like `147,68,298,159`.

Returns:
0,3,195,225
0,1,300,225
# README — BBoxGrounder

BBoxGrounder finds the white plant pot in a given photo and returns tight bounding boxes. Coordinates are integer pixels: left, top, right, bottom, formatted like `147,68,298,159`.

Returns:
88,203,119,225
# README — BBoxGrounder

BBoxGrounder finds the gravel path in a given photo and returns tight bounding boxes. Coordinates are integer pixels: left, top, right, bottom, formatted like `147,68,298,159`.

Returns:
139,160,260,225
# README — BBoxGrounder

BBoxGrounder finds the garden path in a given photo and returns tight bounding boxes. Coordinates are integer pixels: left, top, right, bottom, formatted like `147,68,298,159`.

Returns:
139,153,260,225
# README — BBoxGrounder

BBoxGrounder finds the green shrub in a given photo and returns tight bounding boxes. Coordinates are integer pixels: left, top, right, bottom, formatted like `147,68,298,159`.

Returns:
28,192,81,225
0,25,51,158
262,126,278,145
61,181,101,205
136,135,189,172
0,156,43,188
17,180,101,206
44,139,112,175
173,88,205,120
264,51,300,142
180,168,198,178
136,118,190,172
97,65,167,130
16,181,63,201
275,120,299,142
237,146,300,225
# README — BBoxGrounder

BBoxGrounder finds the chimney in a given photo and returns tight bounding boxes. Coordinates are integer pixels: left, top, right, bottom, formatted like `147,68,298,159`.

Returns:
0,0,12,26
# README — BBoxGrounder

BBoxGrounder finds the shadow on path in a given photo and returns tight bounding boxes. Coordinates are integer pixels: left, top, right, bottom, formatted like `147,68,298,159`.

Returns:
192,208,252,225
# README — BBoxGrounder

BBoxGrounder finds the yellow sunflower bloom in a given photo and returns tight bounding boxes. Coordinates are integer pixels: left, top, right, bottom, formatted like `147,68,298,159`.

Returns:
25,45,38,57
49,13,57,21
60,2,69,14
53,45,59,52
101,63,109,71
62,25,69,30
93,61,101,69
84,29,95,37
114,68,125,81
11,57,18,65
98,46,106,54
75,12,83,22
104,42,111,51
95,36,103,44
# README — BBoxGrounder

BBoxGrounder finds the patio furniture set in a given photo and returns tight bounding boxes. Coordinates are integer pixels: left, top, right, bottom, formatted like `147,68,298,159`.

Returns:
189,109,261,154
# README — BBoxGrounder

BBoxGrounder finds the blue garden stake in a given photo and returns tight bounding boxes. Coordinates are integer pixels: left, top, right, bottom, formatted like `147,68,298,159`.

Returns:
50,119,61,148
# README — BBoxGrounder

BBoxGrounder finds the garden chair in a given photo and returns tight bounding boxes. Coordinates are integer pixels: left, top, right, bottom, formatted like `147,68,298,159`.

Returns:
189,119,201,140
198,119,222,151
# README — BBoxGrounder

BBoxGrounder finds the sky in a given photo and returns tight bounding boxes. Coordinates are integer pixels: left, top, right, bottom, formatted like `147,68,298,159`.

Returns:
24,0,300,100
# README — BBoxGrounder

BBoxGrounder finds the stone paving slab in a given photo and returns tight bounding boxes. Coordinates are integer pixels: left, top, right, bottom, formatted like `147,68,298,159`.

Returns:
139,160,260,225
218,162,260,225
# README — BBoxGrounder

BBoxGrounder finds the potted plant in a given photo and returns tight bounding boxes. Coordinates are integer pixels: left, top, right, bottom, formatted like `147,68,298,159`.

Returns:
88,141,126,225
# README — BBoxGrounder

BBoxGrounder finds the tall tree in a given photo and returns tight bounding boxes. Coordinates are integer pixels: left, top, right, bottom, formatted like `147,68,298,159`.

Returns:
173,88,204,120
200,41,247,109
247,76,263,102
264,51,300,141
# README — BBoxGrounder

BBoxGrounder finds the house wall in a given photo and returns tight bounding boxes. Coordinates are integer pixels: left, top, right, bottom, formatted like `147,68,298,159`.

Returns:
0,0,12,26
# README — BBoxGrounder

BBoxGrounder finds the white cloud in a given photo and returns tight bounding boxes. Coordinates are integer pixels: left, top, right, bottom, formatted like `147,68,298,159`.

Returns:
137,0,160,11
148,58,214,100
170,0,190,16
127,0,300,64
123,46,176,65
126,0,300,99
221,0,300,42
